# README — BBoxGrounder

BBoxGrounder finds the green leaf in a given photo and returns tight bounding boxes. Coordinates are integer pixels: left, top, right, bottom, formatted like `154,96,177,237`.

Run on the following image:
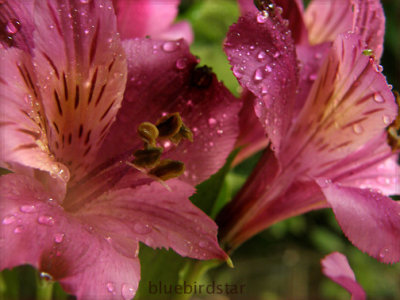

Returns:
190,149,239,218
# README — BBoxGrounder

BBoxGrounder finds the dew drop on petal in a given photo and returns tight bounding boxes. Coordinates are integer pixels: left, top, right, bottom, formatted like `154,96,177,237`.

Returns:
309,73,317,81
6,19,21,34
254,68,264,81
175,58,187,70
106,282,116,294
257,51,266,61
54,233,65,243
20,205,36,213
208,117,217,127
40,272,53,281
37,215,55,226
14,225,23,234
162,41,178,52
217,129,223,135
2,215,16,225
382,115,391,125
232,66,244,78
352,124,364,135
133,223,152,235
264,65,272,73
373,93,384,103
122,283,136,300
273,51,280,58
199,240,209,248
80,0,90,3
256,11,269,23
379,247,389,259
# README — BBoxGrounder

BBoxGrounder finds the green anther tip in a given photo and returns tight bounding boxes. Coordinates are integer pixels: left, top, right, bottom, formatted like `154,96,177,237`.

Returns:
226,257,234,268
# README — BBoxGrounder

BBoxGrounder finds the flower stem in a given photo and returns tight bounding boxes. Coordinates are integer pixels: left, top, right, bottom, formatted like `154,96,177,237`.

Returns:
36,274,54,300
174,260,221,300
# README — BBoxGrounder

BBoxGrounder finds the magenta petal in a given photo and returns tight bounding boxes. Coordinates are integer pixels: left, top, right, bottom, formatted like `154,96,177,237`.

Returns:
0,174,140,300
282,33,397,175
99,38,240,185
224,8,297,152
154,20,194,44
113,0,179,40
352,0,385,61
237,0,307,44
33,0,127,181
305,0,353,44
80,179,227,261
321,252,366,300
0,0,35,52
320,183,400,263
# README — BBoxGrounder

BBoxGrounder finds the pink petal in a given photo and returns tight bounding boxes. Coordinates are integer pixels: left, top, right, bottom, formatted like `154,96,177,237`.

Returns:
0,0,35,52
320,183,400,264
154,20,194,44
237,0,307,44
33,0,127,181
281,33,397,175
0,174,140,300
352,0,385,61
321,252,366,300
112,0,179,40
99,38,241,185
0,47,70,183
233,91,269,166
305,0,353,44
78,179,227,261
224,6,298,152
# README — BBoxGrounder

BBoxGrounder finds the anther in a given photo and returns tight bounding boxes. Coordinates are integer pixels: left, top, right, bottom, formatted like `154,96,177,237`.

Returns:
138,122,159,146
148,159,185,181
387,91,400,151
156,113,183,139
132,146,163,168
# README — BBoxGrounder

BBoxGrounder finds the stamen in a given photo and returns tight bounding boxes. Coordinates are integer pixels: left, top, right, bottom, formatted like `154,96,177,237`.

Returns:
132,146,163,168
137,122,159,146
387,91,400,151
156,113,182,139
148,159,185,181
170,124,193,144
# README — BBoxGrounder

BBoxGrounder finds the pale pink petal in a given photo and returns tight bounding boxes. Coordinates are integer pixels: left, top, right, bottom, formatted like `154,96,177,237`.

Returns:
305,0,353,44
0,174,140,300
224,6,297,152
112,0,179,40
33,0,127,182
155,20,194,44
0,47,70,183
322,252,366,300
282,33,397,175
0,0,35,52
320,183,400,263
78,179,227,261
238,0,307,44
352,0,385,61
99,38,241,185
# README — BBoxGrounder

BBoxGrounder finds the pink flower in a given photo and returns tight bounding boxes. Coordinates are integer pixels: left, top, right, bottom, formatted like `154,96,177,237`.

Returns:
0,0,240,298
322,252,366,300
112,0,193,43
218,0,400,263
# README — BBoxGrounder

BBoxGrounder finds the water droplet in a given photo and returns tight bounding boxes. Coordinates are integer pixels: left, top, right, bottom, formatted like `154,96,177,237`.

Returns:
2,215,16,225
352,124,364,135
199,241,209,248
122,283,136,300
80,0,90,3
186,99,193,107
133,223,152,234
162,41,178,52
379,248,389,259
254,68,264,81
20,205,36,213
13,225,23,233
208,118,217,127
84,29,89,35
256,11,269,23
163,140,172,150
175,58,187,70
382,115,391,125
273,51,280,58
375,64,383,72
309,74,317,81
232,66,244,78
106,282,116,294
373,93,384,103
40,272,53,281
257,51,266,61
54,233,65,243
5,19,21,35
264,65,272,73
217,129,223,135
38,215,55,226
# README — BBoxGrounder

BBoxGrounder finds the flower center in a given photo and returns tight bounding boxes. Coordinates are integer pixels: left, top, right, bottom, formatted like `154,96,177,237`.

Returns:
128,112,193,182
387,91,400,151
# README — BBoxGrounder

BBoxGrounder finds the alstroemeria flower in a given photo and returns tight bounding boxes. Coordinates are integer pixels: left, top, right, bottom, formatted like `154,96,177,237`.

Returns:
0,0,240,299
217,0,400,263
112,0,193,42
322,252,366,300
